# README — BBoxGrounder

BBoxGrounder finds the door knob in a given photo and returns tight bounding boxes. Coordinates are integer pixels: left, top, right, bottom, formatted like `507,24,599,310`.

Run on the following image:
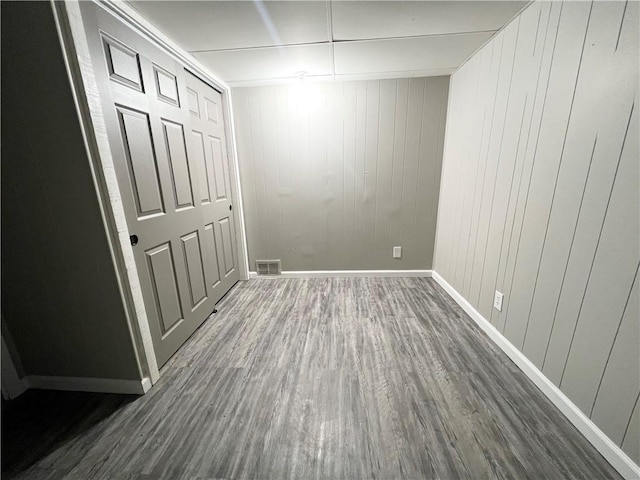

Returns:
130,234,139,246
229,204,232,211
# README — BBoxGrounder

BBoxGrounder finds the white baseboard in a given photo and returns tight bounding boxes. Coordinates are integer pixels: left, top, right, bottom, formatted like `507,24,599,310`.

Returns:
26,375,149,395
249,270,433,279
431,270,640,480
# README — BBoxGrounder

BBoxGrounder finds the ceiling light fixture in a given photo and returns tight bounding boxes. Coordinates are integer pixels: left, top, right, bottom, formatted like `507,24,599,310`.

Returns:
292,71,321,111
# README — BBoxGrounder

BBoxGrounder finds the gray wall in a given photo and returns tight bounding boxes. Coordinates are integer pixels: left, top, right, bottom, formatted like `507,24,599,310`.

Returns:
434,0,639,462
233,77,449,271
1,1,142,381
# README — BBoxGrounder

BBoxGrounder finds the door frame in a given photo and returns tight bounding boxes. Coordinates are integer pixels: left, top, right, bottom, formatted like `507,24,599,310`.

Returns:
51,0,250,386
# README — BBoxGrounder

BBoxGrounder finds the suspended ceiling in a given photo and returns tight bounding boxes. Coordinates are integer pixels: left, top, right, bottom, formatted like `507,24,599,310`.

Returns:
128,1,529,86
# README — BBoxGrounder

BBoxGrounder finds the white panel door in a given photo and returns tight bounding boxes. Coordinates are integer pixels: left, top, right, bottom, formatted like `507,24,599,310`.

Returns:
80,4,238,366
185,73,239,297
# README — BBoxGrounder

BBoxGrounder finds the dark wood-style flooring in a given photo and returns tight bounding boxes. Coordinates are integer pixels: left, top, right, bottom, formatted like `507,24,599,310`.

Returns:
2,278,621,479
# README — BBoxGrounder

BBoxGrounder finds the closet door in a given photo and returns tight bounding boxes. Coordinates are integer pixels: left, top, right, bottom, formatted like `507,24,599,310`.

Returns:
80,4,238,366
185,73,240,299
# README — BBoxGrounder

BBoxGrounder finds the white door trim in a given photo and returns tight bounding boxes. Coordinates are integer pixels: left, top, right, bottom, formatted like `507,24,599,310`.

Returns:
52,0,250,386
52,0,159,385
431,271,640,480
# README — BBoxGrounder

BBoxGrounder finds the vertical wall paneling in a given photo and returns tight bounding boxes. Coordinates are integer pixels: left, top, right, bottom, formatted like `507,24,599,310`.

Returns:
327,83,345,267
259,87,283,261
342,82,358,263
501,1,570,349
452,51,485,290
491,1,555,333
364,80,380,255
375,80,396,261
542,1,639,386
472,23,519,319
463,34,503,303
434,0,639,462
251,88,269,260
354,81,368,266
460,41,497,298
422,78,449,266
560,101,639,412
400,79,425,268
622,397,640,464
590,267,640,447
519,1,593,367
234,77,449,271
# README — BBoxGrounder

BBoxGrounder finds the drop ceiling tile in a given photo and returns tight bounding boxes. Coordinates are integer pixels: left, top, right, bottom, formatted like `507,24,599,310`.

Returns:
129,1,329,51
333,32,494,75
194,43,333,83
332,1,528,40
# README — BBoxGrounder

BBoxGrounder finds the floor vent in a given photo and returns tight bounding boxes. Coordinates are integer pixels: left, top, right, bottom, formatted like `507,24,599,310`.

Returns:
255,260,282,276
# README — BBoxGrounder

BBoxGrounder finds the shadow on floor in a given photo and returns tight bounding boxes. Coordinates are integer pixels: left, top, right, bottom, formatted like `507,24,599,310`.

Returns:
2,389,137,478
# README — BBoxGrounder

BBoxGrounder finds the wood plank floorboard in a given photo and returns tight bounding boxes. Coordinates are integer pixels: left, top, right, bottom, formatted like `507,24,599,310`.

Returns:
2,278,621,479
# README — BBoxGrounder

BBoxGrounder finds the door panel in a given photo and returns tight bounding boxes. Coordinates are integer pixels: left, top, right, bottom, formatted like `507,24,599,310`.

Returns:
81,3,239,367
153,64,180,106
102,34,143,91
208,136,228,200
204,97,220,124
219,217,235,275
187,88,200,117
180,231,207,310
116,107,165,218
203,223,222,288
145,243,183,335
191,131,212,204
162,119,194,210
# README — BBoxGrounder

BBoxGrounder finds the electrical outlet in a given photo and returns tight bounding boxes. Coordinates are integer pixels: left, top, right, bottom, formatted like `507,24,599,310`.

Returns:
494,291,504,312
393,246,402,259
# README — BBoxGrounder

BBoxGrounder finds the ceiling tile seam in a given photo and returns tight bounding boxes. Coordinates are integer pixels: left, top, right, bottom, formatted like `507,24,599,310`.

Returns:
453,0,534,74
332,29,498,43
226,68,457,86
189,40,330,54
189,29,499,55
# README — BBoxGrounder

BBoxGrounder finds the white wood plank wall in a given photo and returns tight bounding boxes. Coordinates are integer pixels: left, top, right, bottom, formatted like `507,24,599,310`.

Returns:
434,0,639,463
233,77,449,271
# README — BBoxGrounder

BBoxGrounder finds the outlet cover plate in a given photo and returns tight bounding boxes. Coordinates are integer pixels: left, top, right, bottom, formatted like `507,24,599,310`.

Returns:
393,246,402,258
494,291,504,311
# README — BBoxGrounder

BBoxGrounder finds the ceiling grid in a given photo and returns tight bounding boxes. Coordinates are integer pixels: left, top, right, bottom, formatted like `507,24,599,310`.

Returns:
128,1,530,86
